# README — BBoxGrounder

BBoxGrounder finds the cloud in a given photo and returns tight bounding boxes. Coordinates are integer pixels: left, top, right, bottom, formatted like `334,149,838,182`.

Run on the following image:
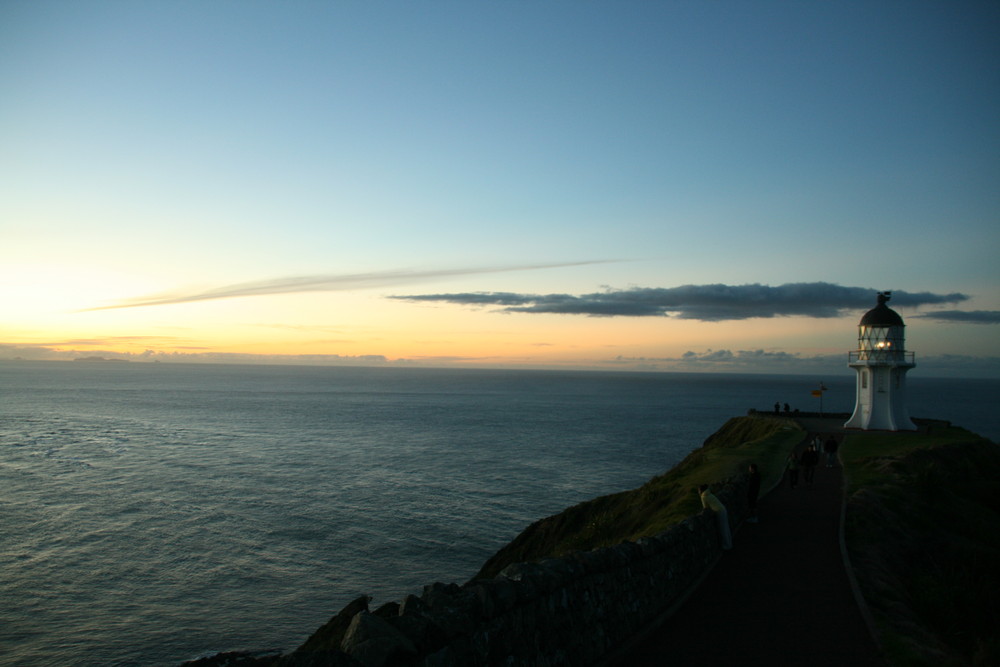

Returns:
82,261,614,311
41,336,181,346
912,310,1000,324
392,282,968,321
638,348,826,367
5,343,998,377
608,349,1000,378
0,343,390,366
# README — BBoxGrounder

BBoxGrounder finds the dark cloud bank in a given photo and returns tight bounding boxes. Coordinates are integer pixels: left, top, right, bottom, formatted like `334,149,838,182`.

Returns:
392,282,974,321
87,266,990,325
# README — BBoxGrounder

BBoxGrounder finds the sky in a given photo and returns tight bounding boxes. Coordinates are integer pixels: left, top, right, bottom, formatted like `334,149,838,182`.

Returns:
2,1,999,377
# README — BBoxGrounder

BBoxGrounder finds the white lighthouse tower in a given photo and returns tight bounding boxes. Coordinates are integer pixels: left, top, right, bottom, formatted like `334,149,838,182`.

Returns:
845,291,917,431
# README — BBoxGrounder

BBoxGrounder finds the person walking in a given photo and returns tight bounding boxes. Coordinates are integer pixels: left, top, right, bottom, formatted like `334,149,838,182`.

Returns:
786,451,800,489
824,436,839,467
699,484,733,550
801,444,820,485
747,463,761,523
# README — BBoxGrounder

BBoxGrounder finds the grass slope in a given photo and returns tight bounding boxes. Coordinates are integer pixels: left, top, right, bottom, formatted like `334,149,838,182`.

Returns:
842,426,1000,667
473,415,801,580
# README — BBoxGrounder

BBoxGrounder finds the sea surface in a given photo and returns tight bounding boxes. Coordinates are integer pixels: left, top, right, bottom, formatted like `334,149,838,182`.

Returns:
1,361,997,666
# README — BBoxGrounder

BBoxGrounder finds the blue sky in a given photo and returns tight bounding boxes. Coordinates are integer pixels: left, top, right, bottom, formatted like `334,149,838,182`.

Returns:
2,1,998,376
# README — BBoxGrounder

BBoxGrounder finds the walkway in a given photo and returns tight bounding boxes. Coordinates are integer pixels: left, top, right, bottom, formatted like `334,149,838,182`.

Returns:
609,424,884,667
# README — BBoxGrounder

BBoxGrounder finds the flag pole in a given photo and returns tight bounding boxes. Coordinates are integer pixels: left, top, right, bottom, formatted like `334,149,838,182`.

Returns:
811,382,828,416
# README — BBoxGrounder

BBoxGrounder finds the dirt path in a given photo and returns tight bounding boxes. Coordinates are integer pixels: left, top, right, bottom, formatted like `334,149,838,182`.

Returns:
608,430,884,666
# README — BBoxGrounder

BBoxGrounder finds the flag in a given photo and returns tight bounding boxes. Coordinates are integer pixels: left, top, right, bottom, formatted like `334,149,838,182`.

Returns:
811,390,823,397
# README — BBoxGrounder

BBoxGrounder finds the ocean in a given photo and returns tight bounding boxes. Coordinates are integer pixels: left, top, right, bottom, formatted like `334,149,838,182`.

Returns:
1,361,997,666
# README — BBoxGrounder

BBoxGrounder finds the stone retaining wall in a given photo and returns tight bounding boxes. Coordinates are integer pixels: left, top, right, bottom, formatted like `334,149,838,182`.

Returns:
278,473,752,667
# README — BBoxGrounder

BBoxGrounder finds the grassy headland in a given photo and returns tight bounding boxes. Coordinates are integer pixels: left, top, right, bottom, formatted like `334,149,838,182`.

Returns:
473,413,1000,666
183,415,1000,667
473,415,801,580
841,425,1000,666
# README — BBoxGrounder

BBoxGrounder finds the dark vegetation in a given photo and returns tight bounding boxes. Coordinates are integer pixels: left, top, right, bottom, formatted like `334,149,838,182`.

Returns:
842,427,1000,667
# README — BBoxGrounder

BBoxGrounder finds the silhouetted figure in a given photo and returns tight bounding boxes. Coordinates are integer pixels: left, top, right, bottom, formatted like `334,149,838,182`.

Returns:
783,402,791,413
747,463,761,523
824,437,839,467
774,402,780,415
699,484,732,550
801,445,819,484
786,452,800,489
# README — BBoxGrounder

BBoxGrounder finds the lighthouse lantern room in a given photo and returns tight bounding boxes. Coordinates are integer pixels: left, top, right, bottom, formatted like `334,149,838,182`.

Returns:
844,291,917,431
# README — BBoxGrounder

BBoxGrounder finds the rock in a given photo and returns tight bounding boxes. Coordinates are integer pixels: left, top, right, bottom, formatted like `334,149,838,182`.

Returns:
277,651,363,667
294,596,371,655
181,650,281,666
340,611,417,667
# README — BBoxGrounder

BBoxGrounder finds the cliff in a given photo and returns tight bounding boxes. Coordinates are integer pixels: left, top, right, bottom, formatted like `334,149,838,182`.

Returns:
182,415,798,666
182,417,1000,667
473,415,795,579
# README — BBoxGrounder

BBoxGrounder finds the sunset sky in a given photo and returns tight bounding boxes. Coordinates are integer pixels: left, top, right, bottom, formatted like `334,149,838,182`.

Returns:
2,1,998,376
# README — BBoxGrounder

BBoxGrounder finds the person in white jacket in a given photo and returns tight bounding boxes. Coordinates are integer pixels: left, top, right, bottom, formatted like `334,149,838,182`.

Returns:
699,484,732,550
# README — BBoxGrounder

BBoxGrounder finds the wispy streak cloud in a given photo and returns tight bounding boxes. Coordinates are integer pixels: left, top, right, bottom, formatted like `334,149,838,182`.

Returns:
83,261,613,311
913,310,1000,324
391,282,969,321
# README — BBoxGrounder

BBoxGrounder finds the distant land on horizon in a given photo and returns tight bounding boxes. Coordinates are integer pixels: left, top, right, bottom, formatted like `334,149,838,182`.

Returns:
1,355,998,380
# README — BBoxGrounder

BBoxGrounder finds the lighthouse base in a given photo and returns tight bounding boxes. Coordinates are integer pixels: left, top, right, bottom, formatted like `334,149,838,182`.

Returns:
844,363,916,432
844,405,917,431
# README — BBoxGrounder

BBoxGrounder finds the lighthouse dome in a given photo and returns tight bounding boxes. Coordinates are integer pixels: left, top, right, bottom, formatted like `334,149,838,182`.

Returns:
859,292,904,327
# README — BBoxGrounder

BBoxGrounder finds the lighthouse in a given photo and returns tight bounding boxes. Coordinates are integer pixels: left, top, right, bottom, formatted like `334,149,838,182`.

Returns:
845,291,917,431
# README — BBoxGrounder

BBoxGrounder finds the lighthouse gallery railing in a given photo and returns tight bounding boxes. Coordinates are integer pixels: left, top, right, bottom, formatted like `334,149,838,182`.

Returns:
849,350,915,363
